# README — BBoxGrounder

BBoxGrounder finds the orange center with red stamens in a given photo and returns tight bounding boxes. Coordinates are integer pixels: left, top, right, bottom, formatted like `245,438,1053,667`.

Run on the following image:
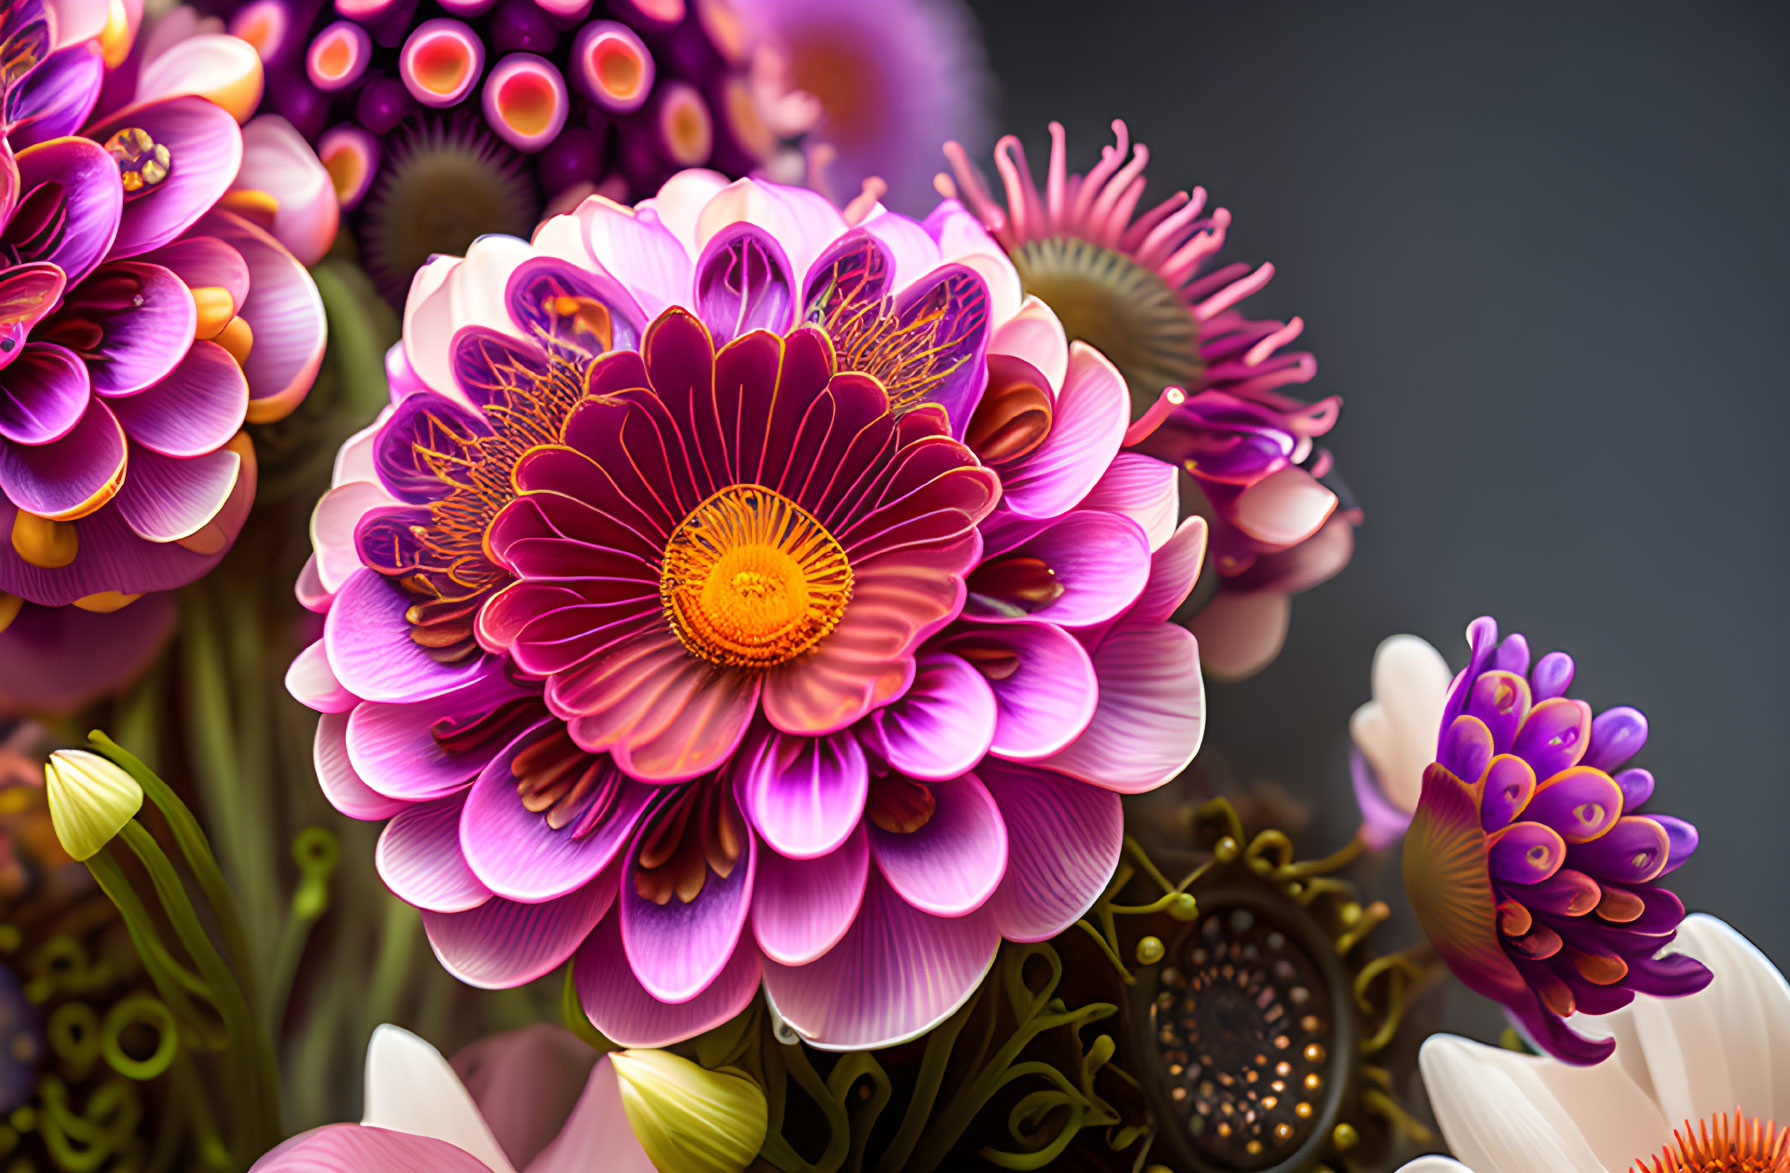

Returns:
659,485,853,669
1633,1111,1790,1172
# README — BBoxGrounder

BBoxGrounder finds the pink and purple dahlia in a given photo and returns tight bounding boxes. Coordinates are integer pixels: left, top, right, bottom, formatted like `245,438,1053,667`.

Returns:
943,120,1358,679
0,0,325,705
290,172,1206,1050
1402,615,1711,1065
214,0,805,301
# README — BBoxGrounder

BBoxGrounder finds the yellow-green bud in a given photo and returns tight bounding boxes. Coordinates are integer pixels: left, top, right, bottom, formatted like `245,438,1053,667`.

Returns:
610,1049,767,1173
43,749,143,861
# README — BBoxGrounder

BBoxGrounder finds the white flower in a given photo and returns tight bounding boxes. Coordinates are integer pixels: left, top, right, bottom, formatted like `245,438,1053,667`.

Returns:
1394,914,1790,1172
1350,634,1452,846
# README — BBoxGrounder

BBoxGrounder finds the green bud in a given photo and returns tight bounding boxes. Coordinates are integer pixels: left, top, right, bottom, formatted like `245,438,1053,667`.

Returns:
43,749,143,862
610,1049,767,1173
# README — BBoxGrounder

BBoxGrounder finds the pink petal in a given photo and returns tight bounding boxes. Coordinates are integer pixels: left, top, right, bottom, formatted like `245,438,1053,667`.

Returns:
990,295,1068,390
196,210,327,423
249,1125,496,1173
324,569,490,703
868,772,1007,918
112,443,242,543
761,871,998,1050
86,97,243,258
999,342,1129,520
618,798,756,1003
1041,624,1204,793
1125,516,1208,626
421,872,613,989
750,826,869,966
858,651,995,782
106,340,248,457
527,1056,657,1173
732,726,866,859
313,711,405,821
574,912,763,1048
978,760,1122,941
1232,465,1337,549
378,794,493,913
236,116,339,265
286,637,354,713
346,670,531,801
942,620,1097,761
1077,453,1179,552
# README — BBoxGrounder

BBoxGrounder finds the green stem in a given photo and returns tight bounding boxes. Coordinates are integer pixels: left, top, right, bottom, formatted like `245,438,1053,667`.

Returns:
89,733,261,1013
83,851,225,1050
260,828,338,1034
117,822,281,1157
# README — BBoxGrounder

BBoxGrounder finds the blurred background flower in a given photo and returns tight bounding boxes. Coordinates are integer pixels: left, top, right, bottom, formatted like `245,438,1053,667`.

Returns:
1352,633,1453,850
1402,616,1709,1066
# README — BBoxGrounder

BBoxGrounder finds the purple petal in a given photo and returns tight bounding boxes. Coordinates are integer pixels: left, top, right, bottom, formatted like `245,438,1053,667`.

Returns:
377,795,494,913
751,825,869,966
1621,949,1713,998
0,262,65,360
6,42,103,149
7,137,120,285
733,727,867,859
1505,992,1616,1067
1565,815,1671,885
373,390,491,504
1530,651,1575,700
978,760,1121,942
574,913,762,1048
858,651,995,782
54,262,196,395
1510,868,1601,917
461,731,655,903
1463,670,1531,755
137,235,249,310
194,209,327,423
0,590,175,713
1584,706,1648,773
761,871,998,1050
694,222,795,344
450,325,551,410
943,619,1096,761
803,231,894,318
1038,624,1204,793
323,569,491,703
504,256,646,356
250,1125,495,1173
891,264,991,434
1478,755,1537,833
421,872,613,989
313,711,407,821
85,97,243,258
287,637,354,714
1510,697,1593,778
0,341,88,444
1351,749,1414,850
106,340,247,457
869,772,1007,918
1440,616,1500,735
1525,766,1623,843
1487,821,1565,885
1438,714,1494,784
1650,814,1699,875
0,397,124,519
346,671,534,801
1495,632,1532,676
618,793,757,1003
1614,768,1655,809
112,442,241,542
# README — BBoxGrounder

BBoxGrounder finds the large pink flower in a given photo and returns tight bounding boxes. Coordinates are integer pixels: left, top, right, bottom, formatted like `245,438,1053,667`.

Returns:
290,174,1205,1050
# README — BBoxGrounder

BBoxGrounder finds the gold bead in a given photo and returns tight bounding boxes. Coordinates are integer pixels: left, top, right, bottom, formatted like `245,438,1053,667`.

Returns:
1136,935,1165,965
191,285,237,341
0,593,18,636
216,315,255,366
11,512,77,568
1332,1122,1359,1151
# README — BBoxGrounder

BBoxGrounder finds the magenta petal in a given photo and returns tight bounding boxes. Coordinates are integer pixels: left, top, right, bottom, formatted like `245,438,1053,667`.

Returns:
112,442,240,542
761,871,999,1050
421,872,614,989
1125,517,1209,626
59,262,196,395
197,210,326,421
9,137,120,285
346,671,531,801
733,726,867,859
0,261,66,357
7,42,103,150
859,651,995,782
977,760,1122,942
574,912,762,1048
944,619,1096,761
250,1125,495,1173
86,97,243,257
618,798,757,1003
1000,343,1129,519
377,795,494,913
137,235,250,309
971,511,1150,629
0,591,174,713
461,734,655,903
869,772,1006,918
286,637,354,713
751,825,869,966
324,569,490,703
1041,624,1204,793
313,711,406,821
0,396,124,519
0,342,88,444
105,341,247,457
693,222,795,343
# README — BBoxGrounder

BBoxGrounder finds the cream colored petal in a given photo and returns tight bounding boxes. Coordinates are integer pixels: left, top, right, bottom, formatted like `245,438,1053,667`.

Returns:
362,1025,518,1173
1372,633,1451,808
643,169,733,254
1419,1035,1606,1173
1394,1159,1481,1173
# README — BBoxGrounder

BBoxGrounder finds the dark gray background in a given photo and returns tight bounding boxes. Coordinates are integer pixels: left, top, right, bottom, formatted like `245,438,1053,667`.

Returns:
964,0,1790,1032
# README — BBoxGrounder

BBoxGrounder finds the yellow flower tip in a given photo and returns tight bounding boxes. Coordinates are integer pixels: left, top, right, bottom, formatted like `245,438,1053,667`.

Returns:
610,1050,768,1173
43,749,143,862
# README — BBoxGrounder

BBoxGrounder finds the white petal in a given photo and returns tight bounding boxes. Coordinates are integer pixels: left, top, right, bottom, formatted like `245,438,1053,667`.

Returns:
1418,1035,1606,1173
1393,1159,1482,1173
361,1025,518,1173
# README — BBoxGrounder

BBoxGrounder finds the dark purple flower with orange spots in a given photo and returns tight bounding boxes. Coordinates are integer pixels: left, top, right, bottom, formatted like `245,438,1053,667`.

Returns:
1402,616,1711,1065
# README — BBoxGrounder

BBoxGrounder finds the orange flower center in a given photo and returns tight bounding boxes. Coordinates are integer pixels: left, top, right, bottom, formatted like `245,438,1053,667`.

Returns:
659,485,852,668
1633,1111,1790,1173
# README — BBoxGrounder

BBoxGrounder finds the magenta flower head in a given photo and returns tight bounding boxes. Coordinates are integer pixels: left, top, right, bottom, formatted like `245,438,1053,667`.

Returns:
733,0,992,214
943,120,1356,679
289,171,1207,1051
0,0,325,702
214,0,806,301
1403,616,1712,1065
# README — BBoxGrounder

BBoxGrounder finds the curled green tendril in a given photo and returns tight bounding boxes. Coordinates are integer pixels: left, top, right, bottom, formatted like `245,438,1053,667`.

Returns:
36,1074,141,1172
262,828,341,1032
46,1003,100,1077
100,994,178,1081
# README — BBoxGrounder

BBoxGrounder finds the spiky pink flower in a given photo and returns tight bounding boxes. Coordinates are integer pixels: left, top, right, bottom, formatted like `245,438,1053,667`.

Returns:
943,120,1357,679
290,172,1205,1050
